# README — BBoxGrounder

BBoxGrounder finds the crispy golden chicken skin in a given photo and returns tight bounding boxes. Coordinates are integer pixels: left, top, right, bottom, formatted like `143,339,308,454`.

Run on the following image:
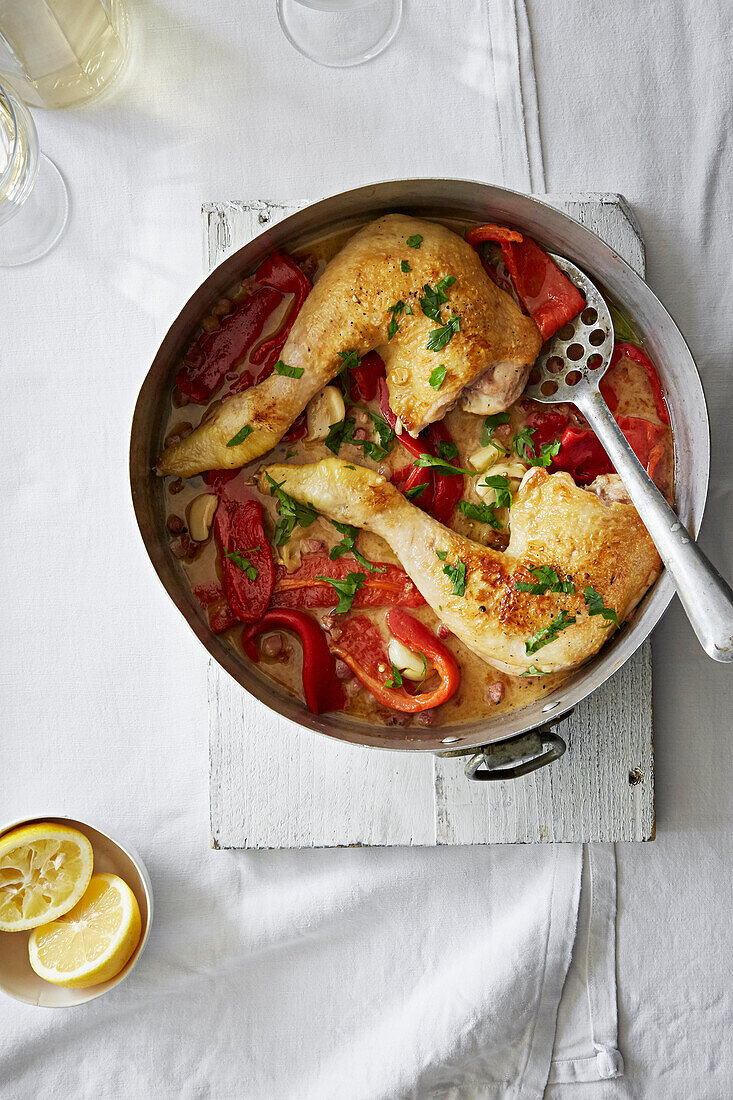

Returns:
158,214,541,479
259,459,661,675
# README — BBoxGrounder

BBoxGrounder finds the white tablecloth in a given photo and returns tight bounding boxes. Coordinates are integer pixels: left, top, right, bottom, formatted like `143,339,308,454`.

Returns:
1,1,732,1096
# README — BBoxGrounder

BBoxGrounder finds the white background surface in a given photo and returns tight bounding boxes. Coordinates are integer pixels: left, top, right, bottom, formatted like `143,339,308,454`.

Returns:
1,1,732,1097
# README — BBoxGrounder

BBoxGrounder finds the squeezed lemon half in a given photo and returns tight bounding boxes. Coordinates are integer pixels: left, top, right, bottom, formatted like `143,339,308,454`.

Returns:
29,872,142,988
0,822,94,932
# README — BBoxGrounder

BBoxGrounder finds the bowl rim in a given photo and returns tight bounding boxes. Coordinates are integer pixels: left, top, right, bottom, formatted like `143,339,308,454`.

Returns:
130,177,710,754
0,813,153,1007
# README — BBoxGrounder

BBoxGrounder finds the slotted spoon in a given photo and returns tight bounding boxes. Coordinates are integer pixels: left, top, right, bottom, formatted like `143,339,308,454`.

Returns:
525,255,733,662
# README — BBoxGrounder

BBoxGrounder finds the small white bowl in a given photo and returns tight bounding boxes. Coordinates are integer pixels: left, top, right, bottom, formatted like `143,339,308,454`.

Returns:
0,815,153,1007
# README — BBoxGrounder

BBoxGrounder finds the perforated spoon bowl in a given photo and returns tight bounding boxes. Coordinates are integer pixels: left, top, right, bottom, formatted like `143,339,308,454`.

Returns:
525,255,733,662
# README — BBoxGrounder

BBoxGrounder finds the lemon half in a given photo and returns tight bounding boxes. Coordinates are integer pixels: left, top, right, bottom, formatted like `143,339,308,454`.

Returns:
29,872,142,988
0,822,94,932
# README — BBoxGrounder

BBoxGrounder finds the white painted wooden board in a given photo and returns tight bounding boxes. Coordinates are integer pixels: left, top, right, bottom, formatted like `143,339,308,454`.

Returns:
206,194,655,847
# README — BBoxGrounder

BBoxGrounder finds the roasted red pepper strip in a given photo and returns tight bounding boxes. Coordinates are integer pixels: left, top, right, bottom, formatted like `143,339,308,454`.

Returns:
213,498,275,623
176,287,282,403
272,555,424,609
466,224,585,340
550,416,669,487
250,250,312,370
611,343,670,424
329,610,460,713
349,351,386,402
241,609,345,714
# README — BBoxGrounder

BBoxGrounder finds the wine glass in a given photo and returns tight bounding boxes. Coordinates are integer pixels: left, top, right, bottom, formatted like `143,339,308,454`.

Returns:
277,0,402,68
0,80,69,266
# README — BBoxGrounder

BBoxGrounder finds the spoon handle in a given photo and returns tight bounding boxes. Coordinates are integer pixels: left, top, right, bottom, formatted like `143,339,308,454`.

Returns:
575,388,733,662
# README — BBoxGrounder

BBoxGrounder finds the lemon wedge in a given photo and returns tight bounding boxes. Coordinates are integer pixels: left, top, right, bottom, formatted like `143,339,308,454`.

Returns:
0,822,94,932
28,873,142,988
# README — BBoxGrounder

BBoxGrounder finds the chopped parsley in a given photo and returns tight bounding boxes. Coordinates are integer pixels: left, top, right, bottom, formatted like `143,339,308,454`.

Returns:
315,571,366,614
400,260,411,273
329,520,385,574
325,417,390,462
521,665,548,677
515,566,575,595
478,474,513,509
458,500,503,530
481,411,510,447
414,453,474,476
512,425,562,467
385,663,404,689
405,304,414,315
405,482,428,501
584,585,619,628
609,303,639,346
429,364,447,390
273,360,304,378
407,234,423,248
387,300,405,341
337,349,361,372
426,312,460,352
224,546,259,581
419,277,455,322
443,557,467,596
525,610,577,655
435,549,448,561
363,407,395,450
265,472,318,545
438,440,458,461
226,424,253,447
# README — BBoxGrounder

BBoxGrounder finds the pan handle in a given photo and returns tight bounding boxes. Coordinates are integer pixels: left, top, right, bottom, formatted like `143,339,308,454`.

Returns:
463,725,567,781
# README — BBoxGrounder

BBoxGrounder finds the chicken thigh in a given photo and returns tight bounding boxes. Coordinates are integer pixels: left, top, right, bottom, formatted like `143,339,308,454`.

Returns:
158,214,541,479
260,458,661,675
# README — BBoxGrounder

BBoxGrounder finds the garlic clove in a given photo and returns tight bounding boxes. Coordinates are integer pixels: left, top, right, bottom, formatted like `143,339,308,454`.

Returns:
387,637,427,682
187,493,218,541
306,386,346,441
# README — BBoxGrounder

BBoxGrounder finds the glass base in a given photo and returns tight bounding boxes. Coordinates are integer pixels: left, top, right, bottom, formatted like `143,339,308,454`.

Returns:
277,0,402,68
0,154,69,266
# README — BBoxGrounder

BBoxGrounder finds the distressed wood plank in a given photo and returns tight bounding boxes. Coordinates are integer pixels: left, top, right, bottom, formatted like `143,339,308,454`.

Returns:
205,193,654,847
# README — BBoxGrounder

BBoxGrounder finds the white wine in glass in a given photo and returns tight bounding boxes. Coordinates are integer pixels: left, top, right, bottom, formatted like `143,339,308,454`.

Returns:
0,0,129,109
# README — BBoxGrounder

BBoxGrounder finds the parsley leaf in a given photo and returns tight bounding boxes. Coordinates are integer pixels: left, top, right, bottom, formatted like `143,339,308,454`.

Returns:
429,364,447,390
481,411,510,447
385,663,404,689
525,610,577,655
584,585,619,628
512,425,562,467
443,557,467,596
609,303,639,346
329,520,386,573
325,418,390,462
478,474,513,509
458,500,503,530
363,407,395,450
414,454,474,476
400,260,411,273
512,426,536,461
315,571,366,614
438,440,458,461
521,665,548,677
532,439,562,467
226,424,253,447
406,234,423,249
426,312,460,352
515,565,575,595
435,549,448,561
337,349,361,372
224,546,259,581
419,279,454,322
273,360,304,378
405,304,414,315
405,482,428,501
265,472,318,545
387,300,404,341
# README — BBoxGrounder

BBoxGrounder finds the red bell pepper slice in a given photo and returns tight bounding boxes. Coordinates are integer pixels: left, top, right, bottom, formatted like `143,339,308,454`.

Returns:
524,409,571,451
349,350,386,402
250,250,312,371
176,286,282,404
204,468,241,495
611,343,670,424
271,555,424,609
328,609,460,713
213,498,275,622
466,224,585,341
550,416,669,487
193,581,239,634
241,609,345,714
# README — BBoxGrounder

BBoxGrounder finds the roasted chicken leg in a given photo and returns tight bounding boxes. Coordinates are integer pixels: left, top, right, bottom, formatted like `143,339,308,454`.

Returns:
260,458,660,675
158,214,541,478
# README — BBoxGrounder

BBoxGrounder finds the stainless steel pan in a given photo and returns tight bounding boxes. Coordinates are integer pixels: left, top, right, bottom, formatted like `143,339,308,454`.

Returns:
130,179,710,778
